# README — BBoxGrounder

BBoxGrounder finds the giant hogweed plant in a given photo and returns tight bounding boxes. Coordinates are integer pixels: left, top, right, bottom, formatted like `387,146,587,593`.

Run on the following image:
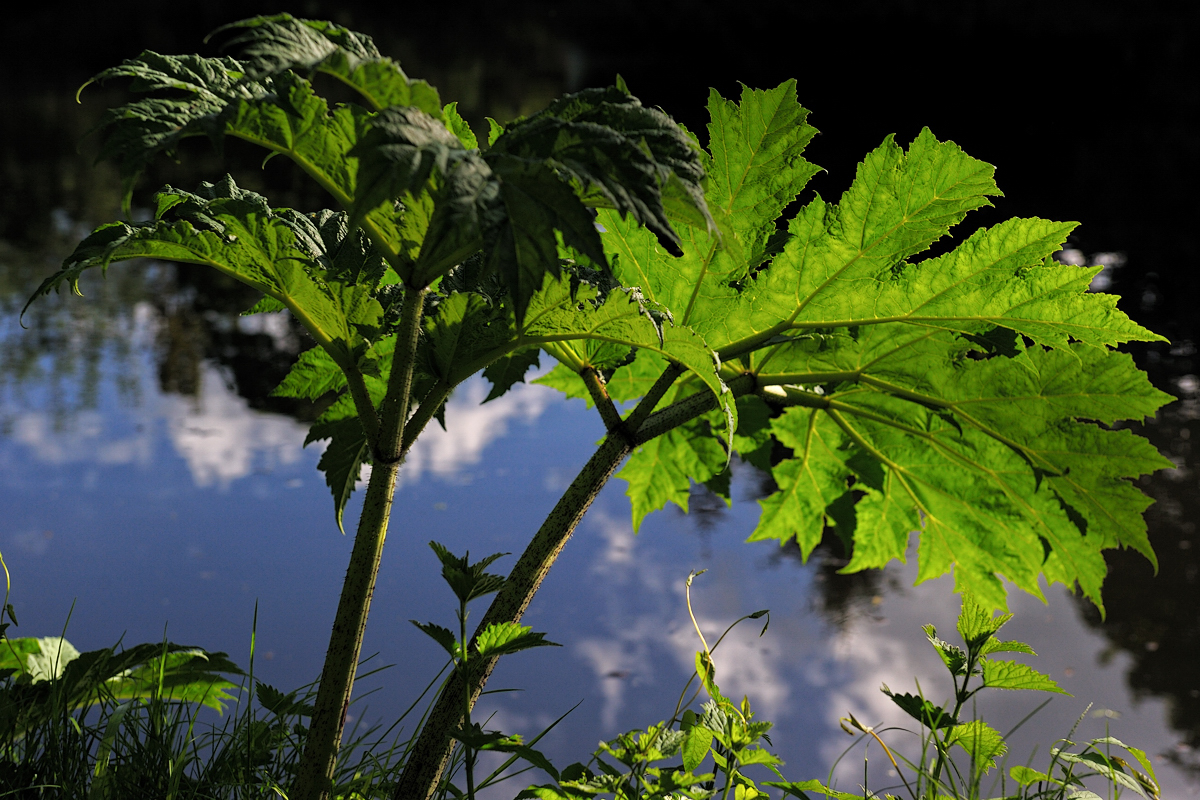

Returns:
19,13,1172,800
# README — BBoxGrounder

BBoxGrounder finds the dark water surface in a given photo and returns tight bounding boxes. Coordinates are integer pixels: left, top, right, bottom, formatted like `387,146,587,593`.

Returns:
2,2,1198,794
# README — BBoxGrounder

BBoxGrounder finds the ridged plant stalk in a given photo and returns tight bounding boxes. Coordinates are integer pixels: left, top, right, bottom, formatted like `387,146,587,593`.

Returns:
294,287,428,800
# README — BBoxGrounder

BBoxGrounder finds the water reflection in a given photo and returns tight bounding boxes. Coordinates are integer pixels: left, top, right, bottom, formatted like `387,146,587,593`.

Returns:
1074,348,1200,777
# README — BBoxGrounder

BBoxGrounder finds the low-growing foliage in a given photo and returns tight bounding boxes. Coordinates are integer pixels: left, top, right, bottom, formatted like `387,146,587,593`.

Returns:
800,596,1162,800
9,12,1172,800
516,587,1161,800
0,561,1160,800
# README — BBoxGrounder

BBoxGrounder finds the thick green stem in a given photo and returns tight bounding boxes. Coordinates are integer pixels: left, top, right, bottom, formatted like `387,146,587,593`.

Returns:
293,286,428,800
292,459,400,798
377,289,428,463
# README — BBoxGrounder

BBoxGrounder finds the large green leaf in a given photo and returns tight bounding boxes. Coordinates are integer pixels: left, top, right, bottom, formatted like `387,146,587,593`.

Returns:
946,719,1007,774
622,420,728,530
307,414,372,533
476,84,710,324
27,179,397,530
491,85,711,254
535,81,1171,611
81,51,271,209
290,336,393,528
980,659,1069,694
29,178,381,371
518,274,735,433
0,638,242,739
747,408,853,557
80,47,432,271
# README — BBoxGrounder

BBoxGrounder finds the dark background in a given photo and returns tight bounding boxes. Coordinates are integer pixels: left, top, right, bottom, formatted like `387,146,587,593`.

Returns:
3,0,1198,774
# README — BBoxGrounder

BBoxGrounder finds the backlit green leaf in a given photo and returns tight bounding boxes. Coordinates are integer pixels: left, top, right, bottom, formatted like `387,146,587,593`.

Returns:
306,414,370,533
30,178,383,373
748,408,850,559
622,419,728,530
946,719,1007,773
981,659,1070,694
483,348,541,402
475,622,559,659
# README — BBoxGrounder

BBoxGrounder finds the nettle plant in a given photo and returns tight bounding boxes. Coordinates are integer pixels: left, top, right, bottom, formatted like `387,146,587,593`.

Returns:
24,13,1172,800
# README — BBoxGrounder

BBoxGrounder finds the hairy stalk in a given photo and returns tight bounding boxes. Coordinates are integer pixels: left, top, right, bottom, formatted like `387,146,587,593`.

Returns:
292,460,401,799
403,381,454,452
580,368,624,433
635,373,757,445
377,289,429,463
294,287,428,800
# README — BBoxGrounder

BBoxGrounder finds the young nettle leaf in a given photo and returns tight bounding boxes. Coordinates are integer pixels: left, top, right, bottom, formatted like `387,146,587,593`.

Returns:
474,621,559,659
428,541,508,605
978,638,1037,657
956,593,1012,650
453,729,562,782
256,681,315,717
1008,765,1052,786
411,621,461,660
980,659,1069,694
945,719,1007,774
923,624,969,677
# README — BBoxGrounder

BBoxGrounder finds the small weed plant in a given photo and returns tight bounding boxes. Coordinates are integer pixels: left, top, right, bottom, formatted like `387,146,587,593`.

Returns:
3,12,1174,800
814,596,1163,800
